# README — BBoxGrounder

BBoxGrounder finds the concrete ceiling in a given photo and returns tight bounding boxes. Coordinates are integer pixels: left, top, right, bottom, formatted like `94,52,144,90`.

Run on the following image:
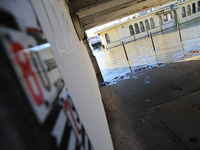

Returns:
67,0,174,30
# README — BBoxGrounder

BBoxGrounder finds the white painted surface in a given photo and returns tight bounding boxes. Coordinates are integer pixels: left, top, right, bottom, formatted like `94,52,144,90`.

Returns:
51,110,67,147
31,0,114,150
121,27,127,39
67,131,76,150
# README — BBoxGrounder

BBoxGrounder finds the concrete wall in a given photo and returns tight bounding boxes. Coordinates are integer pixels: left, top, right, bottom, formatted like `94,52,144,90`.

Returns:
32,0,113,150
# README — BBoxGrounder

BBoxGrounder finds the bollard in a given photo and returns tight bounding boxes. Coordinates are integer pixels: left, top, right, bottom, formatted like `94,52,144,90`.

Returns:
150,32,159,65
122,41,132,73
177,23,182,41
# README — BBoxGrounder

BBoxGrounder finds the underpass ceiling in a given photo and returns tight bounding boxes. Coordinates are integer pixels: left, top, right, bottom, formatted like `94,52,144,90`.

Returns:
67,0,174,30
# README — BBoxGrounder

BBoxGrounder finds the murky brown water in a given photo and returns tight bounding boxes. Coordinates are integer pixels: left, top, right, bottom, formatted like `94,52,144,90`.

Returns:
93,19,200,82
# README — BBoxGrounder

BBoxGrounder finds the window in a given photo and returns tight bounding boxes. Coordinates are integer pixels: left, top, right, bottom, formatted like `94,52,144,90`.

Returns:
198,1,200,12
150,18,155,28
159,15,163,25
145,20,150,30
140,22,145,32
187,5,191,16
192,3,196,14
105,33,110,43
134,23,140,34
129,25,135,36
169,12,173,20
182,7,186,17
163,13,168,22
173,10,177,19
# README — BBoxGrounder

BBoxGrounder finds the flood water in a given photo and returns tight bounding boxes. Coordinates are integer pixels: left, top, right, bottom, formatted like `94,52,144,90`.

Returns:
93,19,200,82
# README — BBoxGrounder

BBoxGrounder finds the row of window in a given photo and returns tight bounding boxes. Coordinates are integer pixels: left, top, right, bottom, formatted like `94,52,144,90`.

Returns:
158,10,177,25
129,18,155,36
182,2,200,17
104,2,200,44
105,18,155,43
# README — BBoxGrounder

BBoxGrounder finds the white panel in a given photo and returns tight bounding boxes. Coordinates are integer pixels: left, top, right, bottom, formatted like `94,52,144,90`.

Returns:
51,110,67,147
67,130,76,150
31,0,114,150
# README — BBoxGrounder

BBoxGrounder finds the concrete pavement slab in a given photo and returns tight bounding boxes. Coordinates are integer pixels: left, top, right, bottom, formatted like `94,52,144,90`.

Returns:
101,59,200,150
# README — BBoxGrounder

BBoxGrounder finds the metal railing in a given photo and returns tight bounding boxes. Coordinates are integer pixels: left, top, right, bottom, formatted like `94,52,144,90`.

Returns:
107,21,176,49
97,19,200,82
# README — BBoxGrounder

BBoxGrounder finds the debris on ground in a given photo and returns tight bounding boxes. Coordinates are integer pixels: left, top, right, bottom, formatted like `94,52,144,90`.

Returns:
178,50,200,60
102,51,200,86
141,118,149,123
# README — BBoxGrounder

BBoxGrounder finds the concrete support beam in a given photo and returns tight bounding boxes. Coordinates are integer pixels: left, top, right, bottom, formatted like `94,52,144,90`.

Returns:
71,13,85,40
67,0,174,30
82,0,173,30
71,13,104,84
80,0,146,22
68,0,110,13
76,0,135,18
83,33,104,84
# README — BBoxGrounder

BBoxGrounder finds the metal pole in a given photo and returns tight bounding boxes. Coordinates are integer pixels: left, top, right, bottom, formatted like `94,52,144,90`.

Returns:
178,23,182,41
150,32,159,65
180,41,185,55
122,41,128,61
122,41,132,72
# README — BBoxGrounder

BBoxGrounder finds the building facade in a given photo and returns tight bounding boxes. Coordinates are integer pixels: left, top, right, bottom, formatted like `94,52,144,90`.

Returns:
97,0,200,49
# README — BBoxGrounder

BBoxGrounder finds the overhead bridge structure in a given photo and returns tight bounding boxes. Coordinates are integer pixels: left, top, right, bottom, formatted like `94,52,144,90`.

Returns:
68,0,174,30
0,0,175,150
67,0,174,85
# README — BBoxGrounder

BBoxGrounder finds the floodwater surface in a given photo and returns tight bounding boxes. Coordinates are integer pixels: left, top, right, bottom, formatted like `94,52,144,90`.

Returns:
93,19,200,82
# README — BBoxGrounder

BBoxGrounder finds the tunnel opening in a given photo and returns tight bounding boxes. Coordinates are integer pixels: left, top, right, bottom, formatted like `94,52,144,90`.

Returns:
1,0,200,150
84,1,200,150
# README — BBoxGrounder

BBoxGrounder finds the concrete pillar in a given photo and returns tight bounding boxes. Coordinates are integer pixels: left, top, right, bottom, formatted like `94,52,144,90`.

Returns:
71,13,104,84
83,33,104,84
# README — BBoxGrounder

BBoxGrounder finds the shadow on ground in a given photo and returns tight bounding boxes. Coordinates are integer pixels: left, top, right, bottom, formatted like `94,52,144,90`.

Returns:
100,59,200,150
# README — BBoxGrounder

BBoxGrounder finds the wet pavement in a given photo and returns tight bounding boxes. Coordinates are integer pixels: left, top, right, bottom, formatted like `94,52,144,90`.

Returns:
100,57,200,150
93,19,200,83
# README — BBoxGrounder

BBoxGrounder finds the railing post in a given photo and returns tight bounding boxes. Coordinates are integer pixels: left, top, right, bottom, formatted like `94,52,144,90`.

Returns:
122,41,129,61
180,41,185,55
122,41,132,73
177,23,182,41
178,23,184,55
149,32,159,65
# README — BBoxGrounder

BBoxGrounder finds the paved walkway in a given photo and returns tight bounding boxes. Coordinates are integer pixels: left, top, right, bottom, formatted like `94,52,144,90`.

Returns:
100,56,200,150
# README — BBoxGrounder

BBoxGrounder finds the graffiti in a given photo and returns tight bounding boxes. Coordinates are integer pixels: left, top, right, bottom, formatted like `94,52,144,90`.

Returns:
0,0,93,149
